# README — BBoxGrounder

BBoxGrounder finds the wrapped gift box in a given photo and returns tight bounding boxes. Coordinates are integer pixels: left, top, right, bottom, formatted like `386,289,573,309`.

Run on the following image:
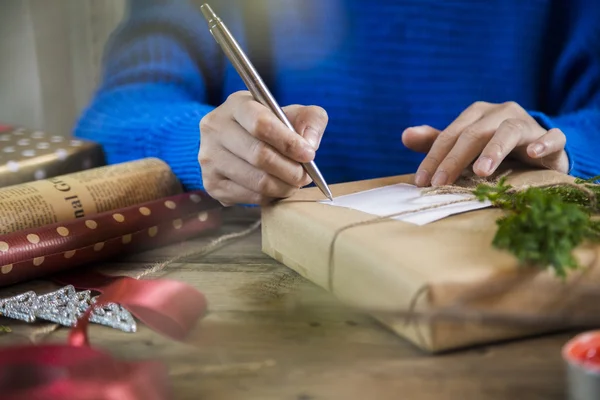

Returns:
261,168,600,352
0,124,105,187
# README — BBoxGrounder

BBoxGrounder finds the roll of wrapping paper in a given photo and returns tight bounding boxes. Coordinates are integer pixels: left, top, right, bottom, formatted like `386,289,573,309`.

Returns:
0,157,183,235
0,191,222,287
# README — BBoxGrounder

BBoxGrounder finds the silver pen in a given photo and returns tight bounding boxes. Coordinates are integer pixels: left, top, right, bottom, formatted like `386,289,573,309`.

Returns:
200,3,334,201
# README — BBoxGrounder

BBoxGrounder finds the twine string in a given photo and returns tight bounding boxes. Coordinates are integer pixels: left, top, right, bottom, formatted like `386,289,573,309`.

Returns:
327,170,506,293
20,171,600,344
325,170,600,345
326,198,473,293
23,219,261,343
134,219,261,279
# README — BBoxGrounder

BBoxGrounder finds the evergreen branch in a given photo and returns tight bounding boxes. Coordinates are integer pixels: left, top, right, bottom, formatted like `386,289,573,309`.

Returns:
473,176,600,278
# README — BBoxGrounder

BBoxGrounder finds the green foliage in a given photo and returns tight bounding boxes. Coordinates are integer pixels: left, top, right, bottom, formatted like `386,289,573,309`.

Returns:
473,176,600,278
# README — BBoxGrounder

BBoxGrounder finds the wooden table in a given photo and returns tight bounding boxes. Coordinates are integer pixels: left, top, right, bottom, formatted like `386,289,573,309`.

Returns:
0,208,575,399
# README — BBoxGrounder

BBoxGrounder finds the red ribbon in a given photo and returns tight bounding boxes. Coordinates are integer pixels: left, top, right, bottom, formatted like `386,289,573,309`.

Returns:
54,271,207,345
0,344,170,399
0,272,208,399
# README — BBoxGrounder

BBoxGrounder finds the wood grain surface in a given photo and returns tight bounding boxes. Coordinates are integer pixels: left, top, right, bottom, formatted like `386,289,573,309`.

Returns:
0,208,577,400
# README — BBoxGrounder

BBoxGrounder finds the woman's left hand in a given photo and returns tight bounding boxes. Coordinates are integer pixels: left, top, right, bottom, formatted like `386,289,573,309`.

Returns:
401,101,570,187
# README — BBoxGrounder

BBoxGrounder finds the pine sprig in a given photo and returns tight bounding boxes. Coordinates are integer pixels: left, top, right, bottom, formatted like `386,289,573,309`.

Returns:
473,176,600,277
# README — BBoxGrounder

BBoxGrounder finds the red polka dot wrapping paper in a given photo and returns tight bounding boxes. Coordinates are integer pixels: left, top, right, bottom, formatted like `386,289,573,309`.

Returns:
0,190,222,287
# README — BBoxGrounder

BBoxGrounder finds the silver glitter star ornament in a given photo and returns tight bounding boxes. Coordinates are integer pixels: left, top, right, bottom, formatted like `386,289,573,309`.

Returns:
0,285,136,333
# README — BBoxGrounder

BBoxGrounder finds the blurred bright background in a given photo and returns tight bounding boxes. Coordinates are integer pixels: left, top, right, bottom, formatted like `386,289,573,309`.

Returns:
0,0,126,136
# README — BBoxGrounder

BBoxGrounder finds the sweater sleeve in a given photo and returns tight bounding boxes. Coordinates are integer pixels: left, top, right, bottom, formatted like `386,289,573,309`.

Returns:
527,1,600,180
73,0,225,191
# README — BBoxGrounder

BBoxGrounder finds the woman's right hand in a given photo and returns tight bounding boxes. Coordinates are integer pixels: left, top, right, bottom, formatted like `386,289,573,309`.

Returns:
198,90,329,206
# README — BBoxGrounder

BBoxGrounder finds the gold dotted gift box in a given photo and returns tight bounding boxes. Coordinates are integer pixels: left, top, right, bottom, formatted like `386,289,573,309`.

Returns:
0,124,105,187
0,191,222,287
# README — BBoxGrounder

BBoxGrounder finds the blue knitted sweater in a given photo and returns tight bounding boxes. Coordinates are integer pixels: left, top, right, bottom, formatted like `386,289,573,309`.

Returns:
74,0,600,191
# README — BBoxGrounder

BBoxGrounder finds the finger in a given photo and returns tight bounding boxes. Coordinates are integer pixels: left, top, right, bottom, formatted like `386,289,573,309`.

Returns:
525,128,569,173
216,118,311,187
209,178,265,206
526,128,567,159
201,160,264,206
283,104,329,150
401,125,441,153
232,97,315,163
214,148,299,199
434,113,527,184
415,102,490,186
472,118,528,177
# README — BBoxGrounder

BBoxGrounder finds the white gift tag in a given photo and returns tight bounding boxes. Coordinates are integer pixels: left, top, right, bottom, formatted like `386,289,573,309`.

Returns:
319,183,491,225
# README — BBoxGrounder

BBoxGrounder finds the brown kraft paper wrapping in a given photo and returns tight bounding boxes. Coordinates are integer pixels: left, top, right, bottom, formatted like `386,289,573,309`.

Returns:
261,168,600,353
0,158,183,235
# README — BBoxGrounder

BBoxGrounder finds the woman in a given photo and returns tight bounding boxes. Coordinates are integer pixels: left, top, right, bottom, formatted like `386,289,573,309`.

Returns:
75,0,600,205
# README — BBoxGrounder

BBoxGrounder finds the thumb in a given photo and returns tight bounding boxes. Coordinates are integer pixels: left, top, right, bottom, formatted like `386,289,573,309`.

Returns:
283,105,329,150
401,125,441,153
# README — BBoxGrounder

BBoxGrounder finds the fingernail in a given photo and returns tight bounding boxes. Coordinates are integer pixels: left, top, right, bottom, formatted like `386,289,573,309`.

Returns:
475,157,493,174
303,127,320,149
531,143,545,157
431,171,448,186
415,170,429,186
407,125,429,133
